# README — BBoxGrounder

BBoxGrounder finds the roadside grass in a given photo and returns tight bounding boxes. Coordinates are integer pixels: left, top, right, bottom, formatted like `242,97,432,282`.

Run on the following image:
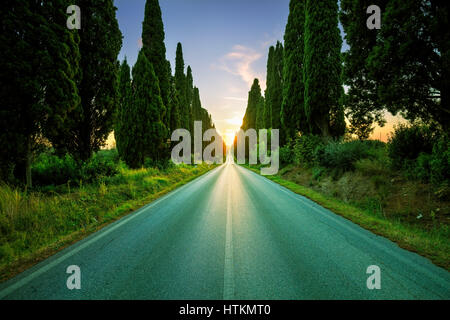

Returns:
0,162,216,282
242,164,450,271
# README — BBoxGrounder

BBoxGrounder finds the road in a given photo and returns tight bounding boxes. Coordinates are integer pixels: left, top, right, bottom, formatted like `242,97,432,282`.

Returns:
1,157,449,299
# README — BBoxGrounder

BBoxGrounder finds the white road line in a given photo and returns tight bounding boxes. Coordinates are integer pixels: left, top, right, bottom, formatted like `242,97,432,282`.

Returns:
0,166,223,299
223,167,235,300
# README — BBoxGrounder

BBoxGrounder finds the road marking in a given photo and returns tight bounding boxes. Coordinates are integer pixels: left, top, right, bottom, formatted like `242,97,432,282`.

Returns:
223,167,235,300
0,166,224,299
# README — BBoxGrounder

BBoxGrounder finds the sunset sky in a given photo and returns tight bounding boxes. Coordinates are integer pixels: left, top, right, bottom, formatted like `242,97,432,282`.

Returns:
114,0,404,146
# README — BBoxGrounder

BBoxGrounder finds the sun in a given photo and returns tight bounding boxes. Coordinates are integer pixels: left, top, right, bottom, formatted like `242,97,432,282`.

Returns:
224,129,237,146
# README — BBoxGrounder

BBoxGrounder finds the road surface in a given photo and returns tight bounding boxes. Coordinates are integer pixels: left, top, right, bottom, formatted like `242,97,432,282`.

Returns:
1,157,449,299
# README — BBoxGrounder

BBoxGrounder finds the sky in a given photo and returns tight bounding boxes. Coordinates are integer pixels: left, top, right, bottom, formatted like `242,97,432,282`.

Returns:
114,0,403,145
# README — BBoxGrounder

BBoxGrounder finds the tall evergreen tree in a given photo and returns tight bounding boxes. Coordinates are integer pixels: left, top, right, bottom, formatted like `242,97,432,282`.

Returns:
115,59,132,159
64,0,122,161
0,0,80,186
142,0,170,113
265,41,284,130
167,63,181,133
175,43,188,129
281,0,307,142
123,50,167,168
186,66,194,132
272,42,284,131
264,46,275,129
241,79,263,131
304,0,345,137
368,0,450,131
256,96,266,131
341,0,388,140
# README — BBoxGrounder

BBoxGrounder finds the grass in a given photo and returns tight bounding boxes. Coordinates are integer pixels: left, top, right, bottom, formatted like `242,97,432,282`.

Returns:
242,163,450,271
0,162,216,282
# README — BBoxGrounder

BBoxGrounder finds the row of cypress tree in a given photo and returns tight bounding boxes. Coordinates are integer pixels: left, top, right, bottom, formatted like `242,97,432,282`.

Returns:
114,0,214,169
0,0,216,185
241,0,346,144
0,0,122,187
241,0,449,145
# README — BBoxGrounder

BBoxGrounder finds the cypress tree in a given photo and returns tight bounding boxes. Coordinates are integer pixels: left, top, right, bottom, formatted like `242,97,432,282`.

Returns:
256,96,266,131
281,0,307,142
264,46,275,129
265,41,284,130
0,0,80,186
142,0,170,112
115,59,132,159
272,42,284,131
186,66,194,133
64,0,122,161
341,0,388,140
304,0,345,137
123,50,168,168
168,71,181,133
175,43,188,130
241,79,263,131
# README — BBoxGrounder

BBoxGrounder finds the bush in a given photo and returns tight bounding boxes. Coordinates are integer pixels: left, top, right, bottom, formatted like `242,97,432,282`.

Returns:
32,153,80,186
317,140,371,172
81,149,119,182
32,149,121,187
279,146,294,166
387,124,435,169
293,135,325,167
430,135,450,185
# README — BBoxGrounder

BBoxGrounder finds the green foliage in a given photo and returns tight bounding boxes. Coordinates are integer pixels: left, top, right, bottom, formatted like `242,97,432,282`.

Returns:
63,0,122,162
123,50,168,168
340,0,388,140
32,150,120,187
293,135,325,167
430,135,450,185
387,124,435,170
317,140,372,172
281,0,307,140
0,0,81,186
142,0,170,111
175,43,189,130
115,59,132,160
242,79,263,131
368,0,450,130
279,146,294,167
264,42,284,130
304,0,345,137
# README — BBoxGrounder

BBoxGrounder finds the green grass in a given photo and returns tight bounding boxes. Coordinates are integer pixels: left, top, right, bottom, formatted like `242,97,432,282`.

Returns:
0,162,216,281
243,164,450,271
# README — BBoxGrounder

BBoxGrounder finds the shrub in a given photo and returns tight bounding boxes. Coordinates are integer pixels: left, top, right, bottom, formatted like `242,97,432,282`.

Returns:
279,146,294,166
387,124,435,169
81,149,119,182
430,135,450,185
317,140,371,171
32,149,121,187
32,153,80,186
293,135,325,167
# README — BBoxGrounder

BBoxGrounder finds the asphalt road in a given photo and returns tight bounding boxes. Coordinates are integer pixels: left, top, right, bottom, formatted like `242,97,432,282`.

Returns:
1,158,449,299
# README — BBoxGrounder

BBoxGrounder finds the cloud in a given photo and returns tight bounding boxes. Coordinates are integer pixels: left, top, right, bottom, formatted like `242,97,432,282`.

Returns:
222,96,247,102
214,45,264,87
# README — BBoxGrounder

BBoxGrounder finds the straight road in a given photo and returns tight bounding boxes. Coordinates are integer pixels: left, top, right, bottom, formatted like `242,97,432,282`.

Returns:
1,157,449,299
